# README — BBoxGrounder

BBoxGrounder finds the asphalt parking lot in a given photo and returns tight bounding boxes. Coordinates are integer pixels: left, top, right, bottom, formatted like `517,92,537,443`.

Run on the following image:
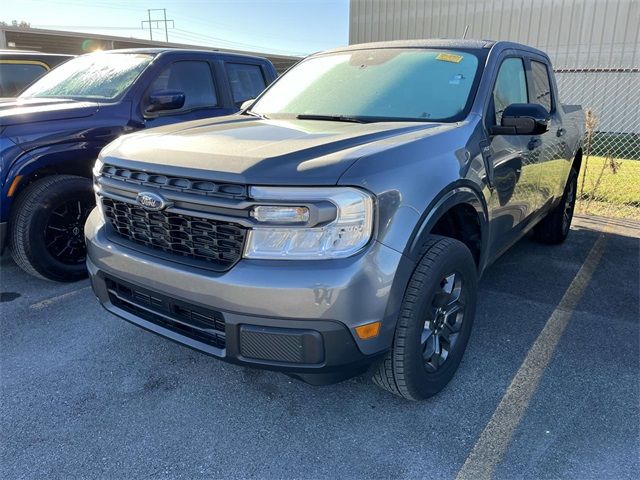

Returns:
1,215,638,479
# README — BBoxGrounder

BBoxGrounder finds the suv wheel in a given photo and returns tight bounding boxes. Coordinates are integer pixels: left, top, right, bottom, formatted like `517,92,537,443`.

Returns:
534,167,578,244
9,175,94,282
373,236,477,400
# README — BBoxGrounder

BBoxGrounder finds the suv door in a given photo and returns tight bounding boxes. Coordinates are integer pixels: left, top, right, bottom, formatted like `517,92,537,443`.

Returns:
527,57,567,210
484,55,539,258
142,60,234,127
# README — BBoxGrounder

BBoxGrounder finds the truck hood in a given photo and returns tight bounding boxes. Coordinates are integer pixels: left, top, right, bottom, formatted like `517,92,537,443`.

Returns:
102,116,456,185
0,97,100,127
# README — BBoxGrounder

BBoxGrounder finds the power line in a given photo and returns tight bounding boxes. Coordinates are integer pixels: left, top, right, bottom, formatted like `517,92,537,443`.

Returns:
171,28,306,56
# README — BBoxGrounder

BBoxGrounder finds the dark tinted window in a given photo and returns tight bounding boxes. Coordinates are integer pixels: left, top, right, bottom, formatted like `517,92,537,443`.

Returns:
0,63,47,97
226,63,266,104
531,60,553,112
493,58,528,124
149,61,217,110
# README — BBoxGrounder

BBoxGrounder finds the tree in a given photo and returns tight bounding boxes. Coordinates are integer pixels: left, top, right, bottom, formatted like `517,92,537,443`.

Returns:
0,20,31,28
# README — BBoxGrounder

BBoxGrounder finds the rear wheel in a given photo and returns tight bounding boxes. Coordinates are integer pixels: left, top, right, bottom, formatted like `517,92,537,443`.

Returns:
9,175,94,282
372,236,477,400
534,167,578,244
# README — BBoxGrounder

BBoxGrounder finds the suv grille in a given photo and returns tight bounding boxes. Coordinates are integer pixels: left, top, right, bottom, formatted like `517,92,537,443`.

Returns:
101,165,247,199
105,277,226,349
102,197,246,269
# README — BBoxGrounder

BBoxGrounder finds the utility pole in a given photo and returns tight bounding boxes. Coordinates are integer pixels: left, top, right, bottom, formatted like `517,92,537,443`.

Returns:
141,9,174,43
147,9,152,41
163,8,168,42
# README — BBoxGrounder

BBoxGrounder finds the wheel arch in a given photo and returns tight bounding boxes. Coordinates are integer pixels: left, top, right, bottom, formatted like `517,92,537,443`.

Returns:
405,184,489,272
3,142,100,216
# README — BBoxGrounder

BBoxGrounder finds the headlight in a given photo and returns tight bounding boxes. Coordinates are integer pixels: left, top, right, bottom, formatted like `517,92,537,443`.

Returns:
92,158,104,217
92,157,103,178
244,186,374,259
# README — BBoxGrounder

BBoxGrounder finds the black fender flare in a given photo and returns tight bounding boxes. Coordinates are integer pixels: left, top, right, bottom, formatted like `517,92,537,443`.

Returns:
405,184,489,268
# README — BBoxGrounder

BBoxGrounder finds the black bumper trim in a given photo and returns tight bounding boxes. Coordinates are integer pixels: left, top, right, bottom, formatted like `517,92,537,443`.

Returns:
92,271,384,382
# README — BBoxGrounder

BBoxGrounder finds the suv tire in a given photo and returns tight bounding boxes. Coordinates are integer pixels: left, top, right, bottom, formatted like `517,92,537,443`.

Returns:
534,167,578,244
373,235,477,400
9,175,94,282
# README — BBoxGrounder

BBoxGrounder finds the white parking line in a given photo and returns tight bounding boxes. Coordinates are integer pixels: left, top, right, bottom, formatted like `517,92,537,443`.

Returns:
456,233,608,480
29,285,91,311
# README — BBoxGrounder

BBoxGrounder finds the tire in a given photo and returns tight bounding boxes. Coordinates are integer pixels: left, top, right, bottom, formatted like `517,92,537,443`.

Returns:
9,175,94,282
372,236,478,400
534,167,578,245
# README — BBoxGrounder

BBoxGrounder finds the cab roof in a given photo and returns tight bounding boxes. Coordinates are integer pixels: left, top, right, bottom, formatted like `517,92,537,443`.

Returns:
318,39,549,59
100,47,269,62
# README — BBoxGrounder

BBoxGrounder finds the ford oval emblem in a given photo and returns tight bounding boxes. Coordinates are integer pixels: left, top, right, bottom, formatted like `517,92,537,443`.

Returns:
136,192,167,211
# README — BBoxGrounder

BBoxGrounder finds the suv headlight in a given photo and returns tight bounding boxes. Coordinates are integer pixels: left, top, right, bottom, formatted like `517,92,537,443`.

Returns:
244,186,374,259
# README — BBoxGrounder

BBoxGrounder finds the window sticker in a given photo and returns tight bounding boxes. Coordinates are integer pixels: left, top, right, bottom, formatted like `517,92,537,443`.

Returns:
436,52,464,63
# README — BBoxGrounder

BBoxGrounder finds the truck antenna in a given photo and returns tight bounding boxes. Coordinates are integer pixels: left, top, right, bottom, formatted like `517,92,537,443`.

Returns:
462,25,469,39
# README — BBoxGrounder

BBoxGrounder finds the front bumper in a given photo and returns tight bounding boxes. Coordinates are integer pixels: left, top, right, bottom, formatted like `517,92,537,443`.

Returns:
85,209,411,381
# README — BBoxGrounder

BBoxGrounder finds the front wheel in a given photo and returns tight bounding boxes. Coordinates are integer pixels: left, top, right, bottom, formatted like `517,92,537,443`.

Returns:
372,236,478,400
9,175,94,282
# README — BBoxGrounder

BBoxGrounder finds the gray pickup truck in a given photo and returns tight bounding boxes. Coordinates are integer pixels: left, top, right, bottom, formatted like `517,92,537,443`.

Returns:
86,39,584,400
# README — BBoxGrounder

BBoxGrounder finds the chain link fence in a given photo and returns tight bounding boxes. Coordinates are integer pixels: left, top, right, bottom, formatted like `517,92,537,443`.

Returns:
555,68,640,220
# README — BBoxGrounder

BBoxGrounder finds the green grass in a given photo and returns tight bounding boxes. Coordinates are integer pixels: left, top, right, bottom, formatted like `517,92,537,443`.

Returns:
577,156,640,219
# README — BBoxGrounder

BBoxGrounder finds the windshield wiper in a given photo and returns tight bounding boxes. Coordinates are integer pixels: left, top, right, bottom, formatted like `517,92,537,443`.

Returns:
244,110,269,120
296,114,369,124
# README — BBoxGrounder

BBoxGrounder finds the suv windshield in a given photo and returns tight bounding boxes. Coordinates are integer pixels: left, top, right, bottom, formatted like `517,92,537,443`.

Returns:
251,48,481,122
20,53,153,101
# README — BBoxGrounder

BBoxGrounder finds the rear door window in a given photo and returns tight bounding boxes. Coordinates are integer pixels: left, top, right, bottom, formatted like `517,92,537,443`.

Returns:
0,63,48,96
148,61,218,111
492,57,528,124
530,60,554,113
226,63,267,104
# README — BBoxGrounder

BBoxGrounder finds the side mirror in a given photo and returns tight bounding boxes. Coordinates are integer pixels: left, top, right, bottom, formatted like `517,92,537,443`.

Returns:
145,90,185,114
240,99,255,111
491,103,550,135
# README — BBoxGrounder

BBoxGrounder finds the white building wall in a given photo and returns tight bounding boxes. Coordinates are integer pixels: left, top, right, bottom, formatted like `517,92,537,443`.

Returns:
349,0,640,135
349,0,639,69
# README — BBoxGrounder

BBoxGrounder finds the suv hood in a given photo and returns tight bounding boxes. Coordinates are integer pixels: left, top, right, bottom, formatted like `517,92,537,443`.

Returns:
102,116,456,185
0,98,99,127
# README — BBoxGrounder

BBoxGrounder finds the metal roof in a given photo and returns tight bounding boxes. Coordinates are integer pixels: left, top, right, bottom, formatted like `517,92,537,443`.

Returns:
0,26,301,73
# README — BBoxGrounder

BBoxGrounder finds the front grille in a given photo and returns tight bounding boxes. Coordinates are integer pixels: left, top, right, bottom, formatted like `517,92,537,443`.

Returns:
101,164,247,199
102,197,246,270
106,277,226,349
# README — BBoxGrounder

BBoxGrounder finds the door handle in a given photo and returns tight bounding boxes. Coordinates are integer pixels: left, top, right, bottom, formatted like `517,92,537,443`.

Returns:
528,138,542,150
557,127,566,137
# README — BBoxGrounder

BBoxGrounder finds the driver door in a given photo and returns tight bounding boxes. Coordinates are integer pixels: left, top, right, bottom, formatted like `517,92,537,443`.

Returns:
142,60,234,128
485,55,541,258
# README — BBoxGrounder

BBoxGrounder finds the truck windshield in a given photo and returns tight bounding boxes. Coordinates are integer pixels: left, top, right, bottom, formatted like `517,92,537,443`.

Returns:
251,48,480,122
20,53,153,101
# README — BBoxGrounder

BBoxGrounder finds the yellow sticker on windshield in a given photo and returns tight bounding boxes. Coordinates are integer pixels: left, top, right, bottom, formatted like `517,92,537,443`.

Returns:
436,53,463,63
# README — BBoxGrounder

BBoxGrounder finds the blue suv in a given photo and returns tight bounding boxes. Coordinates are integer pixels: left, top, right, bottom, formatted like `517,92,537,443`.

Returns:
0,48,277,281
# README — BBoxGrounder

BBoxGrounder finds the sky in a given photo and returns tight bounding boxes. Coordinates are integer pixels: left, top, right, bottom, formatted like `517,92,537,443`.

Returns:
4,0,350,57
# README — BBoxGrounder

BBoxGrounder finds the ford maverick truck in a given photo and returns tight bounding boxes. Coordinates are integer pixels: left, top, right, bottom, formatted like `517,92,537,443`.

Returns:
0,48,277,281
86,40,584,399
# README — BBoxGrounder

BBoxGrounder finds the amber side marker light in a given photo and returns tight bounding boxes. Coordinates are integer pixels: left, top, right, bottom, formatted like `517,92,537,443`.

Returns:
7,175,23,197
355,321,381,340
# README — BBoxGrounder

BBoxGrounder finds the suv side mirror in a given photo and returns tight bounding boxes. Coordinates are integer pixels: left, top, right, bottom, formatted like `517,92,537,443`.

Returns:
145,90,185,115
240,99,255,111
491,103,550,135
